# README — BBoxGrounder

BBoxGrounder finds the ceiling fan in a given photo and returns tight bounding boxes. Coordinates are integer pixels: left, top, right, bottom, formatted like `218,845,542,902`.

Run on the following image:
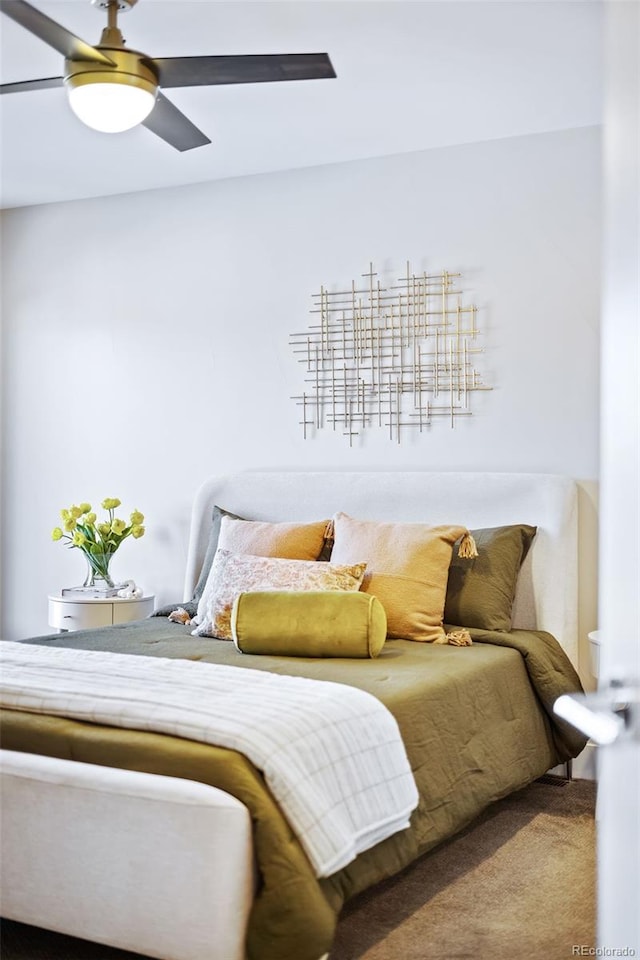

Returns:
0,0,336,151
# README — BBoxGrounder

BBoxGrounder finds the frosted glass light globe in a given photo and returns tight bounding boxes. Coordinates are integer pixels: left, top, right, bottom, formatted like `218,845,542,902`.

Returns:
68,81,156,133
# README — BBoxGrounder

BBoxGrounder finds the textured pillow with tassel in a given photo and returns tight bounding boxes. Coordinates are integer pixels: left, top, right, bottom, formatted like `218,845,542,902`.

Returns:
330,513,477,643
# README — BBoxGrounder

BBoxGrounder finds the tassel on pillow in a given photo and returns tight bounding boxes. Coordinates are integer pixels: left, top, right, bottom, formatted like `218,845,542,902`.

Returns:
444,628,473,646
440,531,476,645
168,607,195,626
457,531,478,559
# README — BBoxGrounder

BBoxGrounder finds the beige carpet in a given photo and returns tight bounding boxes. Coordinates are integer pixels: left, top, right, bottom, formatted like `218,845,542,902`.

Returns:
1,778,595,960
332,777,596,960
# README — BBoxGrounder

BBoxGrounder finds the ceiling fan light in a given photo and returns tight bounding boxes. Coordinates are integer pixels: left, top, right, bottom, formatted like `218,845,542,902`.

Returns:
66,76,157,133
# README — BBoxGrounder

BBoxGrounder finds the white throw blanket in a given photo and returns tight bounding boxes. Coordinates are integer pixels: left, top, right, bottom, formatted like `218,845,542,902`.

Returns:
0,642,418,878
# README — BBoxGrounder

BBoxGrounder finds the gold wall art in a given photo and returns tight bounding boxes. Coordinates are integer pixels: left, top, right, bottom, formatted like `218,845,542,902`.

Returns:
290,261,491,445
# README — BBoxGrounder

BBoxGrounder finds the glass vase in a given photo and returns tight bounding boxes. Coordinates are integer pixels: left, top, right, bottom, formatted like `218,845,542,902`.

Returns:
83,551,116,589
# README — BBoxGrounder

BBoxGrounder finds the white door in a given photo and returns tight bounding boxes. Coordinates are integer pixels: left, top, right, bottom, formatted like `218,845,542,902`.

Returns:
598,1,639,952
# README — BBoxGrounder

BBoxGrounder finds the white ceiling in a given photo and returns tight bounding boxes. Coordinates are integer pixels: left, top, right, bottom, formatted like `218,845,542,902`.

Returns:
0,0,603,209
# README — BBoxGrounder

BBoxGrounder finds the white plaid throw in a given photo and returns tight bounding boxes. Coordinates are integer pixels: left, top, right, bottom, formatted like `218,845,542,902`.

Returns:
0,642,418,877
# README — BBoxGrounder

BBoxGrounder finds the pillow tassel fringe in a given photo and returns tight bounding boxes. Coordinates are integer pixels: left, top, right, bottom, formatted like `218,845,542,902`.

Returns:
458,531,478,559
168,607,195,626
444,629,473,646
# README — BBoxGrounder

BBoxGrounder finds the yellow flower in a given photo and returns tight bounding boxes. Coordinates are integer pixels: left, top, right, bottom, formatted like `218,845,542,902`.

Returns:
53,498,146,555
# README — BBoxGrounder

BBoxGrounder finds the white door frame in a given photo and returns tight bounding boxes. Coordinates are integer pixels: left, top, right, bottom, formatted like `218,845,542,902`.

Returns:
598,1,639,952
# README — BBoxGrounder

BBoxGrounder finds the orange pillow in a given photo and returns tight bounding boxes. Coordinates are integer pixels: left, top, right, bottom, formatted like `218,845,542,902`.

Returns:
217,515,330,561
330,513,476,642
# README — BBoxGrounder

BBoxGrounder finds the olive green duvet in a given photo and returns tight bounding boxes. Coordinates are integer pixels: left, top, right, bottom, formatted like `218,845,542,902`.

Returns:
2,619,586,960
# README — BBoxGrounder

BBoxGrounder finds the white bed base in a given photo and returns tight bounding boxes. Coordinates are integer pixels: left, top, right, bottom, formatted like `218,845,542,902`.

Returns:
1,471,578,960
1,751,254,960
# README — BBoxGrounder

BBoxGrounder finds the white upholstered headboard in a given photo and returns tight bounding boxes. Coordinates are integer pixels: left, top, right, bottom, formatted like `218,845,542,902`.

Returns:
184,472,578,665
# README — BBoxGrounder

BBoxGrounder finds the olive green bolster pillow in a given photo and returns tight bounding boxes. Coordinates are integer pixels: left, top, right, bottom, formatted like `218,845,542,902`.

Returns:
231,591,387,658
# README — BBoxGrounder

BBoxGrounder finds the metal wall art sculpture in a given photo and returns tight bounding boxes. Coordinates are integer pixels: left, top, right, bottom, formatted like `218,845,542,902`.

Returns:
290,261,491,445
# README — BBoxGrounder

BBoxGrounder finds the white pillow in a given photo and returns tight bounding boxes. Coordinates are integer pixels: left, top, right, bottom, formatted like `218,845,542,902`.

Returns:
193,549,367,640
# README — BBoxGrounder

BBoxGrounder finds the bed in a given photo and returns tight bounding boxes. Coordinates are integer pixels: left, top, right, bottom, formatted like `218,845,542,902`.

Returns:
0,471,587,960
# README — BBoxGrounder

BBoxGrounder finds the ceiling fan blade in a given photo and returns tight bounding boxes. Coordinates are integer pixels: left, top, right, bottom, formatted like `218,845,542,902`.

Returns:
0,75,64,94
0,0,114,65
152,53,336,89
141,92,211,152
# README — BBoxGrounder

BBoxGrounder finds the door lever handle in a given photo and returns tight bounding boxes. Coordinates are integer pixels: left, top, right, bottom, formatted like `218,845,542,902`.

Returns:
554,681,639,745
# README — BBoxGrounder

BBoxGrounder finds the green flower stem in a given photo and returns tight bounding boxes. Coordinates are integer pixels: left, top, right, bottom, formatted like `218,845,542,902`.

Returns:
83,549,115,587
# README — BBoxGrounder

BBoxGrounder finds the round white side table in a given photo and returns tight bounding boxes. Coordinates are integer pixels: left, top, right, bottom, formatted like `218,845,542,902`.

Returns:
48,594,155,632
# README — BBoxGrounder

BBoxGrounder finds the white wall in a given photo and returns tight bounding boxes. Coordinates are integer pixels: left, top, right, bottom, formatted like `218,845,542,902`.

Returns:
0,126,601,676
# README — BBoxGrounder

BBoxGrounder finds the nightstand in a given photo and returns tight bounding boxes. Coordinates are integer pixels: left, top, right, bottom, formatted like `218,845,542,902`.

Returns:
48,594,155,632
